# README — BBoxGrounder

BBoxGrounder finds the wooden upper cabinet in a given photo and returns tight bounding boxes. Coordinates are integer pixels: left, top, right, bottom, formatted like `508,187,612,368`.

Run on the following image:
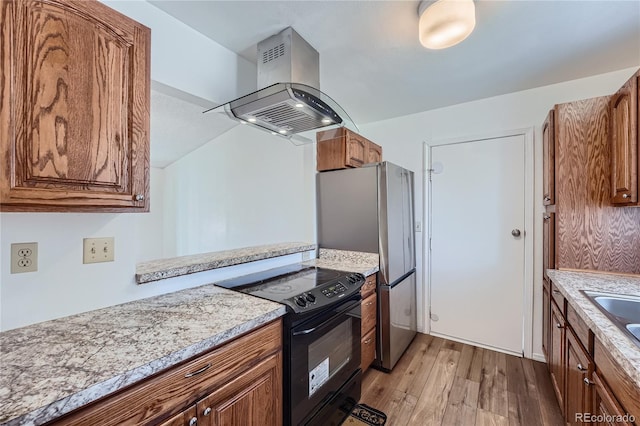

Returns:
316,128,383,171
346,131,367,167
610,71,638,205
0,0,151,212
542,109,556,206
367,140,382,164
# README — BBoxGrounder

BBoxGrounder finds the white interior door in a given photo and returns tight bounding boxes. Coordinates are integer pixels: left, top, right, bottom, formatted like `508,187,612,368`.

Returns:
429,135,525,355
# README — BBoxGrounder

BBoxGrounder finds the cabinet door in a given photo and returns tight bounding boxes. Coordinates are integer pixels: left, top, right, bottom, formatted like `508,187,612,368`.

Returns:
345,132,366,167
361,293,377,337
543,109,556,205
610,74,638,205
543,212,556,279
361,328,376,373
542,279,551,362
550,301,565,414
591,371,633,426
196,352,282,426
565,329,592,425
367,141,382,164
0,0,150,211
158,406,197,426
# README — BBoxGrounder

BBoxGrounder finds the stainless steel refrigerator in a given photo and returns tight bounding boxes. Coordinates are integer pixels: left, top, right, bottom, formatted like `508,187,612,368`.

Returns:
317,161,417,371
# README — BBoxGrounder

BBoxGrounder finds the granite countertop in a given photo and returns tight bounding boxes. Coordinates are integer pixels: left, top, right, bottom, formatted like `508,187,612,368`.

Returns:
547,270,640,388
136,242,316,284
304,248,379,277
0,285,286,426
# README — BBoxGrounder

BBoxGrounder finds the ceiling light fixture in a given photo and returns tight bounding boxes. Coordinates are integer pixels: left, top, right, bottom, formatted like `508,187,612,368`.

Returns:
247,117,257,122
418,0,476,49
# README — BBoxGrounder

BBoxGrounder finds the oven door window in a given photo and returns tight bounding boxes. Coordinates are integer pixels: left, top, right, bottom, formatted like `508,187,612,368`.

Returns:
308,318,353,396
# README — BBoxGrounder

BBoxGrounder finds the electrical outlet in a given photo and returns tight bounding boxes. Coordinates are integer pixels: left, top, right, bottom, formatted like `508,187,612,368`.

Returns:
11,242,38,273
83,237,115,264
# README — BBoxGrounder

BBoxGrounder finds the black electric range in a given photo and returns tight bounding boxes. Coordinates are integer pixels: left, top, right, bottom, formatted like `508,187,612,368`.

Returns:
217,263,366,426
216,263,365,317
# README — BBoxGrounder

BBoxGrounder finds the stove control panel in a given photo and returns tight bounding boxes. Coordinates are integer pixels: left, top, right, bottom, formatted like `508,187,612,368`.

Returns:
284,273,365,313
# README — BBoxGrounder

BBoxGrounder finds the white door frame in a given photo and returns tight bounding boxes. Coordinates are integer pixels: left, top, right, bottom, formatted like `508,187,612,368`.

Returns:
423,127,535,358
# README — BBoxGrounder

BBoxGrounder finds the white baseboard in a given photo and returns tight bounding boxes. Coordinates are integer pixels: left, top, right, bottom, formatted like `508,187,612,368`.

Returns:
531,352,547,362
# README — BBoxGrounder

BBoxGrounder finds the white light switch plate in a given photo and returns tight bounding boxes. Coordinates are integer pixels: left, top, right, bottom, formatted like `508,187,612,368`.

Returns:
83,237,115,264
11,242,38,273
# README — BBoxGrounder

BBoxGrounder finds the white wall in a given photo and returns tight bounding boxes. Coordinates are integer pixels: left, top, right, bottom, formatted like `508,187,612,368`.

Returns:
0,1,318,331
162,125,316,257
101,0,256,104
1,111,317,332
360,66,639,359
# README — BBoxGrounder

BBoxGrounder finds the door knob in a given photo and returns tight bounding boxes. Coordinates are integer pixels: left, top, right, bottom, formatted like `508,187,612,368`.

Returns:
511,229,521,237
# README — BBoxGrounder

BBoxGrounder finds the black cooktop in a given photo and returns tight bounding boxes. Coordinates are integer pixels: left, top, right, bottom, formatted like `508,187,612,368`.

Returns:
216,263,365,315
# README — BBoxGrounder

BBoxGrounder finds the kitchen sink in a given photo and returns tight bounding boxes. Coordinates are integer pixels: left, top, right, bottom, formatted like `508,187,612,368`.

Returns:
628,324,640,340
581,291,640,348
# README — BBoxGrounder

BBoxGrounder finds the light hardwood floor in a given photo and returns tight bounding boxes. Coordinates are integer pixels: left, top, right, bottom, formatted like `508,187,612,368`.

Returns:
361,333,564,426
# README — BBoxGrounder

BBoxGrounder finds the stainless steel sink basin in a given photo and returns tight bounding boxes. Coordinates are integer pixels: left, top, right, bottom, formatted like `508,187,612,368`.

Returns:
582,291,640,348
592,296,640,323
628,324,640,340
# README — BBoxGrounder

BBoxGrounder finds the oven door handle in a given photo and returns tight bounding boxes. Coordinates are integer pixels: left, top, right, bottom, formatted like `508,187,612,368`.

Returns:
292,299,360,336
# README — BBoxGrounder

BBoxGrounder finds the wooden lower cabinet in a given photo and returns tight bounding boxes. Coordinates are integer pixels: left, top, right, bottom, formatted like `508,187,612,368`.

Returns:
549,300,566,413
158,406,197,426
194,352,282,426
544,280,639,426
49,320,282,426
361,328,376,374
591,371,634,426
360,274,377,372
542,279,551,360
565,329,592,424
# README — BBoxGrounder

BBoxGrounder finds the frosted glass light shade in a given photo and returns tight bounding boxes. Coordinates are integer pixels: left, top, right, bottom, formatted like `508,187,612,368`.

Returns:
419,0,476,49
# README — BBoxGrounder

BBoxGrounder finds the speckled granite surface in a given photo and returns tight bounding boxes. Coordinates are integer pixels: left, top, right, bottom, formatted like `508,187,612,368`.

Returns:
0,285,286,426
136,242,316,284
547,270,640,388
303,248,379,276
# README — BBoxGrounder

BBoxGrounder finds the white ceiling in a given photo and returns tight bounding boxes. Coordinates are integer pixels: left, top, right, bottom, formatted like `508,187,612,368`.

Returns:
149,0,640,126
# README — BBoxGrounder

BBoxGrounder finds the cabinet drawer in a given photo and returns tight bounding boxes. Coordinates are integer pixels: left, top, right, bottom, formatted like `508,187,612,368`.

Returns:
52,320,282,426
551,283,565,313
361,274,376,298
361,293,377,336
361,328,376,373
567,304,591,354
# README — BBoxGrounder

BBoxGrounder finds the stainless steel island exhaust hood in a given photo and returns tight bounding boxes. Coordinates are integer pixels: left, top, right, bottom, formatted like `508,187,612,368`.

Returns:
205,27,357,145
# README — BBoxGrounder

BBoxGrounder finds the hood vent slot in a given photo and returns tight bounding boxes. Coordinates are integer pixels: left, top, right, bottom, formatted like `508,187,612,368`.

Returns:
263,43,286,64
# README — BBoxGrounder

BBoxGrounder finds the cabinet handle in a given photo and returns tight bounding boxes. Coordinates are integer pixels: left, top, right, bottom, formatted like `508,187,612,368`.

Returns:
556,323,564,329
552,289,560,294
189,417,197,426
544,196,551,202
622,193,630,199
583,378,594,386
184,363,211,378
577,363,587,372
203,407,212,416
364,338,373,344
366,301,374,306
134,194,145,201
543,214,550,220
